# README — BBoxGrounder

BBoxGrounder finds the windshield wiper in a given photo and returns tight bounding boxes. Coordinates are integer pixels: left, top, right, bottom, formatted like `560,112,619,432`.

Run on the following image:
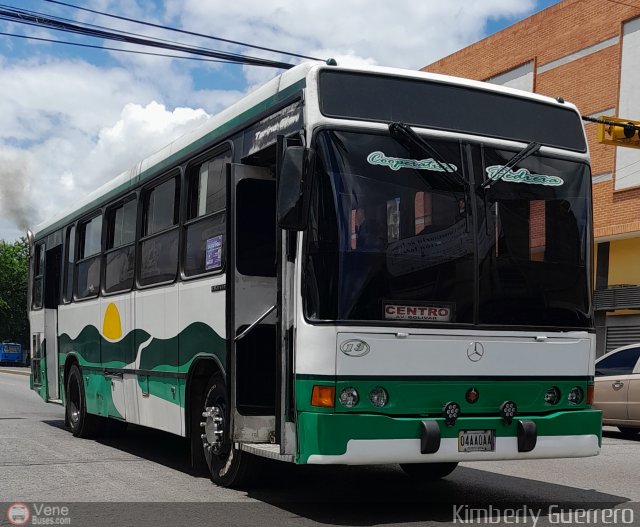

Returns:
480,141,541,190
388,122,467,192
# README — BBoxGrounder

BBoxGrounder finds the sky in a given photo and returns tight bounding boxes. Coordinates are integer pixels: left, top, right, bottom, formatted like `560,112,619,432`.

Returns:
0,0,560,241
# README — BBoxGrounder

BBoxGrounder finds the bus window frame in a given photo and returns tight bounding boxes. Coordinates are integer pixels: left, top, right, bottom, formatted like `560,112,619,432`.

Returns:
137,170,182,289
61,223,76,305
180,143,232,280
74,211,104,302
102,193,138,296
31,241,45,310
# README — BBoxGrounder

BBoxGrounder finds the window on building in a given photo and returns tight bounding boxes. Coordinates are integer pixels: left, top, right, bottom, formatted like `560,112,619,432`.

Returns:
105,197,136,293
140,176,179,285
76,214,102,299
183,151,230,277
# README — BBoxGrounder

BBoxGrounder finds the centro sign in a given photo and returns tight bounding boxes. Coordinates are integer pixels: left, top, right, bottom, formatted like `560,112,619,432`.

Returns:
385,304,452,322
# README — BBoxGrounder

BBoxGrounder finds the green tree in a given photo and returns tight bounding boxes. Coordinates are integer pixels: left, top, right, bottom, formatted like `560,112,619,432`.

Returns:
0,238,29,346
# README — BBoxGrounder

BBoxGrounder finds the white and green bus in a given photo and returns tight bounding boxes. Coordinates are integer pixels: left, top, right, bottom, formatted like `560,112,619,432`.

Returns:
28,61,602,487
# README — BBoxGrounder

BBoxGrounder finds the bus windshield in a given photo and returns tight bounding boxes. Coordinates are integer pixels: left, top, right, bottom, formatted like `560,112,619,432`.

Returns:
303,129,592,328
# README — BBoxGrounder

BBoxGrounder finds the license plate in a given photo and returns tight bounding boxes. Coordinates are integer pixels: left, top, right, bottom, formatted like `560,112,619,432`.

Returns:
458,429,495,452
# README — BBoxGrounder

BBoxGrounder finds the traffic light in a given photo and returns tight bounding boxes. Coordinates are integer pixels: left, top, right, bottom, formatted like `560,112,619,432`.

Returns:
597,116,640,149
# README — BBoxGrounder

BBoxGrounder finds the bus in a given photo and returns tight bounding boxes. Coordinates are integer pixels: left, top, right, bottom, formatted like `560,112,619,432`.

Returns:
0,342,23,365
27,61,601,487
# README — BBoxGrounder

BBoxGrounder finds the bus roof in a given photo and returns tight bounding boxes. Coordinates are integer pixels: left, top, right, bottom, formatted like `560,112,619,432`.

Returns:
32,61,580,239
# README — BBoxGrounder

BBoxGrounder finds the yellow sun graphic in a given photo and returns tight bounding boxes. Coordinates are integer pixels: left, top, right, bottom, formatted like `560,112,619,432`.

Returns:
103,303,122,341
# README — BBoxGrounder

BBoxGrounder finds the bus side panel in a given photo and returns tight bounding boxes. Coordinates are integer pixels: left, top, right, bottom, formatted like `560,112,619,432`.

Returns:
29,309,47,401
100,293,136,422
134,285,182,435
58,300,105,416
178,276,227,436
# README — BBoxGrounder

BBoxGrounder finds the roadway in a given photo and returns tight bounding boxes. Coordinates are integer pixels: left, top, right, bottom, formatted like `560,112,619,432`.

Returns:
0,369,638,526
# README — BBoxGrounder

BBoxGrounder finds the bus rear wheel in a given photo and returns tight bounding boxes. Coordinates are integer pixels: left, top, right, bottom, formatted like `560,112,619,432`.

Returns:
65,364,104,438
400,462,458,480
200,374,254,488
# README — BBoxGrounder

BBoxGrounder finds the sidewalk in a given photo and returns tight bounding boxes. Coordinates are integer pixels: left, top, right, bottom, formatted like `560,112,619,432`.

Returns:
0,367,30,376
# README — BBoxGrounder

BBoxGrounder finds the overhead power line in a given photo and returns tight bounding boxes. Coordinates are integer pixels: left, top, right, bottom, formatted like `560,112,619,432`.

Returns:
44,0,322,62
0,5,308,69
0,31,245,64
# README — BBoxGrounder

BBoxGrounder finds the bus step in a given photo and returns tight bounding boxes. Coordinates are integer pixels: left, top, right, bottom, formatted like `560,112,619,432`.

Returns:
237,442,294,463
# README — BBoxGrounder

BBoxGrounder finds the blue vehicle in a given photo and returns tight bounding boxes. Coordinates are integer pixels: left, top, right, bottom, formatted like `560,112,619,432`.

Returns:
0,342,23,365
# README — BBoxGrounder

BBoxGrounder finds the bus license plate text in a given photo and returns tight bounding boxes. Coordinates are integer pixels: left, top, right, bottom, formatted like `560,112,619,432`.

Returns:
458,430,495,452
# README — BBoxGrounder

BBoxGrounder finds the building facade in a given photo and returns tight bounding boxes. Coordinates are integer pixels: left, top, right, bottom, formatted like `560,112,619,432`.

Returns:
423,0,640,356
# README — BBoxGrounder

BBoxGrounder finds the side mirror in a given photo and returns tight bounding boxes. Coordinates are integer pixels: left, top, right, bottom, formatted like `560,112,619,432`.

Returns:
277,146,313,231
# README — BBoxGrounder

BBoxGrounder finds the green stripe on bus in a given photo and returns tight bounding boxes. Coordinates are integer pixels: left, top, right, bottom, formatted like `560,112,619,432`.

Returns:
295,376,592,414
296,409,602,464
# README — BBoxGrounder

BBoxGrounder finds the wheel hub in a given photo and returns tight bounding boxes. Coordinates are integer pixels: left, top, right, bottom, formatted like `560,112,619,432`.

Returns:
200,406,224,455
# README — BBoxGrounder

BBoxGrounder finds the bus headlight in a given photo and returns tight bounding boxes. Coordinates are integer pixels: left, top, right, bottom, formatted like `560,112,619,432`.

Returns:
339,387,359,408
544,386,561,405
369,386,388,408
568,386,584,405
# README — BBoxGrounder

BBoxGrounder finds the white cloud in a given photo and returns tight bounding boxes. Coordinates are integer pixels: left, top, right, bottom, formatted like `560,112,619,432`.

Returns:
0,0,541,239
169,0,536,69
88,101,210,186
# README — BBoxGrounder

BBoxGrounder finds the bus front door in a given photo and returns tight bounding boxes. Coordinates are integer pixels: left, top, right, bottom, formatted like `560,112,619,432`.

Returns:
228,163,278,445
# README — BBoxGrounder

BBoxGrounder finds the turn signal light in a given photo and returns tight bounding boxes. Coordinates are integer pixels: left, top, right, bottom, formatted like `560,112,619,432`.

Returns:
311,385,335,408
586,383,595,406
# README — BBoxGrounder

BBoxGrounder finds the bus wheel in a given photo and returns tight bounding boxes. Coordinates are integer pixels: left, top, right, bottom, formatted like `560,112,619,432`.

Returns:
200,374,252,488
65,364,104,438
400,462,458,480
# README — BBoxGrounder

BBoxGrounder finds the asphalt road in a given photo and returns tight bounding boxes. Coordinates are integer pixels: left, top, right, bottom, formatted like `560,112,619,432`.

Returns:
0,369,638,527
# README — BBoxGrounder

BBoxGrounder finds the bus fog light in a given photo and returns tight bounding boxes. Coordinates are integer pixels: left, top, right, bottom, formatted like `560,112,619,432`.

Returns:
544,387,561,405
568,386,584,405
369,386,388,407
442,401,460,427
339,387,359,408
500,400,517,425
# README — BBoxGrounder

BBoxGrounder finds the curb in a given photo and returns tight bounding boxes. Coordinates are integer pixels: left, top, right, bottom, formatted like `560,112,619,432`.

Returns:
0,368,31,377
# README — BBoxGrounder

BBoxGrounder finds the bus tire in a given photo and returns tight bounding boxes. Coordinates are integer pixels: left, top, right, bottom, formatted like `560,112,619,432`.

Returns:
65,364,104,438
400,462,458,480
200,373,253,488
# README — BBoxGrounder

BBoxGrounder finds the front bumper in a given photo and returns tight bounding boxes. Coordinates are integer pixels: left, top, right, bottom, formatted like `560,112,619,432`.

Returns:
297,409,602,465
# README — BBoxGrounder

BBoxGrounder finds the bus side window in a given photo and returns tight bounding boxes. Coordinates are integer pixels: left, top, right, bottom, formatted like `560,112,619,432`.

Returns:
183,150,230,277
139,175,180,286
104,197,136,293
75,214,102,300
62,225,75,303
32,242,45,310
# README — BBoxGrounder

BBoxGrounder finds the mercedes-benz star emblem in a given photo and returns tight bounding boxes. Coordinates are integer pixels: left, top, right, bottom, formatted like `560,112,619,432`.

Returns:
467,342,485,362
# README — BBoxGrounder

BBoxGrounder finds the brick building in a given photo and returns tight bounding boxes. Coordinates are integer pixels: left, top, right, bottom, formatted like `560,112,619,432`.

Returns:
423,0,640,356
